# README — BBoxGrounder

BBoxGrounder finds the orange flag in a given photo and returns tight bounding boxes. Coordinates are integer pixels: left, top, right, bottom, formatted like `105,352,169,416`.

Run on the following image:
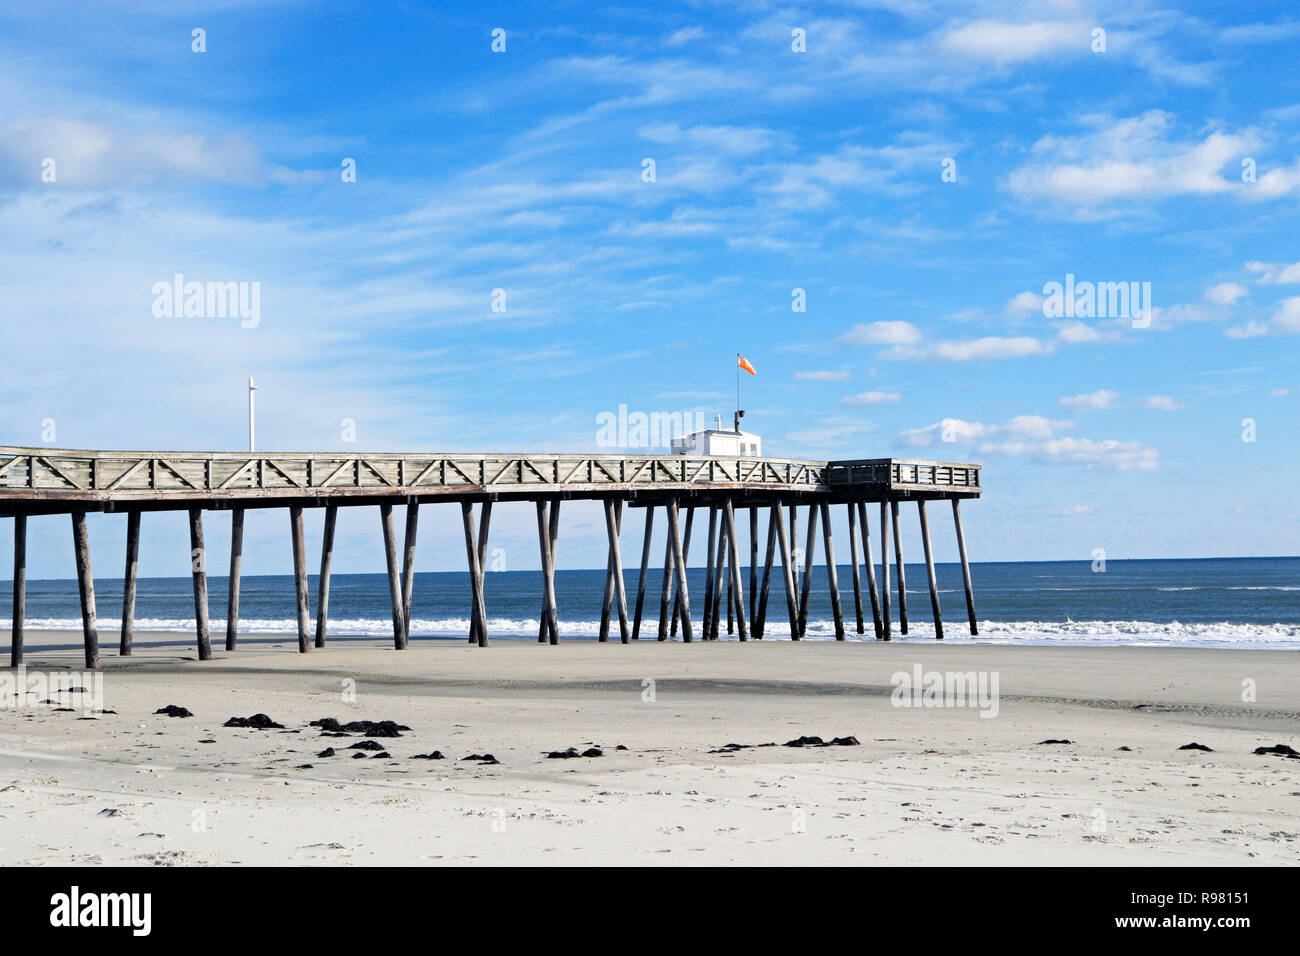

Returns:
738,355,756,376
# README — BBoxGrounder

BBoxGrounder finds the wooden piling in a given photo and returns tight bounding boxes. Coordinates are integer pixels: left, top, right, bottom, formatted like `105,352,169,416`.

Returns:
536,501,551,643
289,505,311,653
400,502,419,647
380,503,405,649
857,501,883,639
819,501,845,640
666,497,692,642
789,504,799,598
657,510,674,641
701,507,718,639
754,504,777,639
918,499,944,640
725,566,734,636
72,511,99,669
536,501,560,646
632,506,654,640
547,500,560,643
723,499,748,640
879,501,891,641
188,508,211,661
669,506,694,637
315,504,336,647
749,506,758,626
846,503,864,634
470,502,492,644
539,500,560,643
226,508,243,651
120,510,140,656
461,501,489,647
604,499,631,643
797,503,818,639
709,516,727,640
952,498,978,635
891,500,909,635
773,503,799,640
10,514,25,667
598,500,622,642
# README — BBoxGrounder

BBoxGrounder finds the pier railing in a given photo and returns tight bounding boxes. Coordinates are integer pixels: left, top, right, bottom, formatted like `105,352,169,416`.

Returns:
0,447,979,511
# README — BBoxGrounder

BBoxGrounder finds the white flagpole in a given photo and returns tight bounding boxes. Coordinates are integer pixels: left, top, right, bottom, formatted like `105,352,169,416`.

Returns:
248,376,258,452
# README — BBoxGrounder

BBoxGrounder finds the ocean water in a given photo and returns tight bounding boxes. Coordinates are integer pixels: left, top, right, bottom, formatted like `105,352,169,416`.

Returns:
1,557,1298,650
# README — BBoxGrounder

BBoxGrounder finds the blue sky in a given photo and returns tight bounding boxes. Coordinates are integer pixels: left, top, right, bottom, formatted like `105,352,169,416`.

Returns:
1,0,1298,578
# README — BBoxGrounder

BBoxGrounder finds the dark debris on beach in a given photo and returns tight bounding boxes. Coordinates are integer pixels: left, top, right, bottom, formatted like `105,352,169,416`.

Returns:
223,714,285,729
309,717,410,737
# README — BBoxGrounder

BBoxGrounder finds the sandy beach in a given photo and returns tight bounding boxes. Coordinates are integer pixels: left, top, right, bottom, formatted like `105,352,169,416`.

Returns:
2,632,1298,866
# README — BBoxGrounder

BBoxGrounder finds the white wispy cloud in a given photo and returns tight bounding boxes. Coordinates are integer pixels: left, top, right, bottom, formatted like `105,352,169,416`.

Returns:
842,390,901,405
1004,111,1282,210
898,415,1158,471
1245,260,1300,284
838,320,923,346
884,335,1051,362
1060,389,1121,411
794,370,851,381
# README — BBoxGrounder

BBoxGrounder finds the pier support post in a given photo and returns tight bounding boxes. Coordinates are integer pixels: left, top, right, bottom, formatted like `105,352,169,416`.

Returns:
536,501,560,646
120,510,140,656
226,507,243,651
857,502,883,639
709,516,727,640
669,506,694,638
879,502,891,640
797,503,818,639
952,499,978,635
726,568,734,636
10,514,25,667
380,503,404,649
773,503,799,640
401,502,419,647
657,508,674,641
598,500,623,642
461,502,489,647
470,504,493,647
547,501,560,643
723,499,748,640
290,505,311,653
847,503,864,634
789,505,800,598
701,507,718,640
469,502,492,644
538,500,560,643
188,508,211,661
918,500,943,640
604,499,630,643
749,506,758,626
632,506,654,640
819,501,845,640
315,504,336,647
72,512,99,669
666,497,692,642
754,505,776,639
891,500,909,635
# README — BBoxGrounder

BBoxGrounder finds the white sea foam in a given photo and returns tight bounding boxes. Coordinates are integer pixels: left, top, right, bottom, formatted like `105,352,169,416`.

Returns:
5,616,1300,649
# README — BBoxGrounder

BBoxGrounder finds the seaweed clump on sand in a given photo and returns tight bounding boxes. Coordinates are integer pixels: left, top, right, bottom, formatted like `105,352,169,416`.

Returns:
223,714,285,729
309,717,410,738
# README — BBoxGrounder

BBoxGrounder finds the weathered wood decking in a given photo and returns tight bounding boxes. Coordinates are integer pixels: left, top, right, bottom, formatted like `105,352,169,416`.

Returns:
2,446,982,668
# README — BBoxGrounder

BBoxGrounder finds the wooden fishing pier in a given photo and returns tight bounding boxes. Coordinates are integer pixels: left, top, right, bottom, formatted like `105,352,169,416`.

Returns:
1,446,982,668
